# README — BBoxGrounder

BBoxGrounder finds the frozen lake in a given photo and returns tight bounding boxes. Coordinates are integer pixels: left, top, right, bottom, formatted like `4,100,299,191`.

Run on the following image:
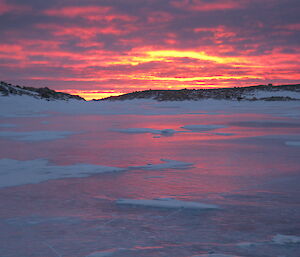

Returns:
0,97,300,257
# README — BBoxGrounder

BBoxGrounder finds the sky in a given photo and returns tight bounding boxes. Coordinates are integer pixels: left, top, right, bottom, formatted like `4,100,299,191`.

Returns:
0,0,299,100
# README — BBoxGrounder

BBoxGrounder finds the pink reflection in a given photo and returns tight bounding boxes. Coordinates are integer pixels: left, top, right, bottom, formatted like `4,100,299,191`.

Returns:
0,112,299,201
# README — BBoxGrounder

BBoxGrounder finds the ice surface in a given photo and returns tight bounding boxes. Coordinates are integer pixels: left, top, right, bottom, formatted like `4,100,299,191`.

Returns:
285,141,300,146
0,130,78,141
0,159,124,188
129,159,194,170
1,94,300,257
116,198,219,209
181,124,225,132
272,234,300,245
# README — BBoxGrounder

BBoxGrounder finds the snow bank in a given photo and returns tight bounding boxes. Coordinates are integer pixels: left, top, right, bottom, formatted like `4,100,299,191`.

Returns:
129,159,194,170
272,234,300,245
2,94,299,118
116,198,219,210
0,159,124,188
112,128,176,136
181,124,225,132
245,90,300,100
0,130,78,141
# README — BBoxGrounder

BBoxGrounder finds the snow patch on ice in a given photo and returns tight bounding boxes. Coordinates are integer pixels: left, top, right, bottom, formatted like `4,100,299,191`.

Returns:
285,141,300,146
85,249,121,257
181,124,225,132
116,198,219,210
129,159,194,170
0,158,194,188
0,159,124,188
112,128,176,136
272,234,300,245
193,254,240,257
40,120,51,124
213,132,235,136
0,130,79,141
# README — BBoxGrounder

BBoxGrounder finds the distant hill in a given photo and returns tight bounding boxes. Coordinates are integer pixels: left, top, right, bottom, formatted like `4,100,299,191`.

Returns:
98,84,300,101
0,81,85,101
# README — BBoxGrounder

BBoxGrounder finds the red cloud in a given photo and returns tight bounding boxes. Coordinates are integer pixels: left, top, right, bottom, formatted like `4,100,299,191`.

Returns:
171,0,244,11
0,0,31,15
36,24,129,39
44,6,136,22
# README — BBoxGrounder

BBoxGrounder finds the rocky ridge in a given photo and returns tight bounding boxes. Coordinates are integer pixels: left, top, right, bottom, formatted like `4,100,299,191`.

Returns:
0,81,85,101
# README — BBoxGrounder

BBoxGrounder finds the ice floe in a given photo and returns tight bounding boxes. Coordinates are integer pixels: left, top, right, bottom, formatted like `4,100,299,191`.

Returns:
272,234,300,245
0,130,78,141
181,124,225,132
116,198,219,210
129,159,194,170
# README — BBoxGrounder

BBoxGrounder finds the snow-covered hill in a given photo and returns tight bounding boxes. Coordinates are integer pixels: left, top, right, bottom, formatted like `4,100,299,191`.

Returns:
0,81,85,101
99,84,300,101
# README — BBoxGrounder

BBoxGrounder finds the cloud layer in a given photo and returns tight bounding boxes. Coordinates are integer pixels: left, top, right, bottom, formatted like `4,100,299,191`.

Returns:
0,0,299,99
